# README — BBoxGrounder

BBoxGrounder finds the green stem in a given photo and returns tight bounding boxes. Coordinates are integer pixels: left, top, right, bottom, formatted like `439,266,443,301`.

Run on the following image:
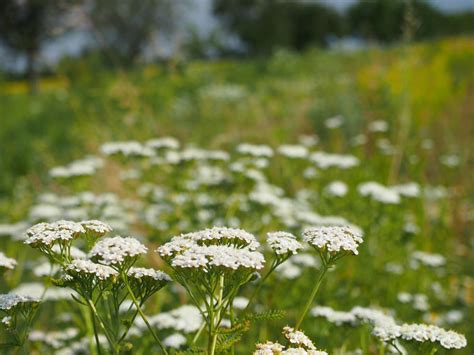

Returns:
122,273,168,355
86,299,118,354
89,306,102,355
209,275,224,355
295,265,329,330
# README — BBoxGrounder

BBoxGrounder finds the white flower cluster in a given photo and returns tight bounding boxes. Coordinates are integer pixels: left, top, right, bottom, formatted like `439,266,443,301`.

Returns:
24,220,112,247
254,329,328,355
127,267,171,282
411,251,446,268
90,236,148,266
311,306,357,325
146,137,180,150
80,220,113,236
163,333,187,348
358,182,400,204
157,227,265,271
309,152,359,169
12,282,75,302
303,226,363,255
324,181,348,197
392,182,420,197
277,145,309,159
25,220,86,246
237,143,274,158
255,341,285,354
49,156,103,179
267,231,303,256
312,305,467,349
0,293,40,310
171,245,264,270
0,252,16,270
399,323,467,349
66,259,117,281
149,305,203,333
368,120,389,132
283,326,316,350
29,328,79,349
101,141,155,157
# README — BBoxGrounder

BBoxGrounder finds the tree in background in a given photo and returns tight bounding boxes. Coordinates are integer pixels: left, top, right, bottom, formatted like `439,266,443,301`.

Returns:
347,0,473,42
213,0,344,55
0,0,67,92
85,0,183,65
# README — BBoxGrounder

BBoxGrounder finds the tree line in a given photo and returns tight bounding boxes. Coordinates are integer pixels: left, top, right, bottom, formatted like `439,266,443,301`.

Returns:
1,0,473,91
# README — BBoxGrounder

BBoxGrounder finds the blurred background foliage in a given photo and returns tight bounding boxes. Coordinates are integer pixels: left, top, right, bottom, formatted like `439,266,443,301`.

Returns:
0,0,473,203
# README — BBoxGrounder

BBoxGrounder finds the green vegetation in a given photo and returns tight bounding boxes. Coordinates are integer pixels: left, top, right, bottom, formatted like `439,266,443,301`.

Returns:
0,37,473,354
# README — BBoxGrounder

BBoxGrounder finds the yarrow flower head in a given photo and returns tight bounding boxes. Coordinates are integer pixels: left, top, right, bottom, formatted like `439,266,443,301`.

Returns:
283,326,316,350
267,231,303,257
79,220,113,237
399,323,467,350
0,293,40,311
65,259,118,281
24,220,86,247
157,227,264,273
0,252,17,270
90,236,148,267
303,226,363,257
254,327,328,354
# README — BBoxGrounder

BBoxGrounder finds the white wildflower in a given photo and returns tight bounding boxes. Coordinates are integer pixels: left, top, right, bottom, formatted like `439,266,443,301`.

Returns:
0,252,16,270
163,333,186,348
282,326,316,350
66,259,117,281
277,145,308,159
90,236,147,266
303,226,363,255
24,220,85,247
127,267,171,282
0,293,40,310
325,181,348,197
267,231,303,256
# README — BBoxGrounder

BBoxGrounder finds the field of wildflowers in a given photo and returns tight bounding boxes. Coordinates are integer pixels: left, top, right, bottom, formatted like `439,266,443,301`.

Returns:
0,37,473,354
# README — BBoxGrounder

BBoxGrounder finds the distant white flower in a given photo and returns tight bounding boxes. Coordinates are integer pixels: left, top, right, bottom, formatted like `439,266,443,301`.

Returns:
298,135,319,147
311,306,357,325
325,181,348,197
236,143,274,158
325,115,343,129
146,137,180,150
233,296,249,310
90,236,147,266
358,182,400,204
163,333,186,348
310,152,359,169
411,251,445,268
0,252,16,270
303,226,363,256
392,183,420,198
101,141,154,157
277,145,308,159
440,154,460,167
368,120,389,132
148,305,203,333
